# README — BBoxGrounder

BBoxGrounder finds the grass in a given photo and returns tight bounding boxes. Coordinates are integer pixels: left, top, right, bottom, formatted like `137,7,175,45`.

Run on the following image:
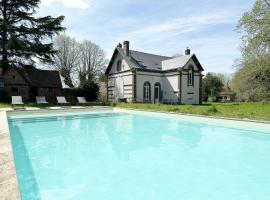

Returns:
0,101,108,109
115,102,270,121
1,101,270,121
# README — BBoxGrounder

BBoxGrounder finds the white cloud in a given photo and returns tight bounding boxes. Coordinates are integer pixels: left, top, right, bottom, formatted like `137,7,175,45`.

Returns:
122,12,236,41
41,0,91,9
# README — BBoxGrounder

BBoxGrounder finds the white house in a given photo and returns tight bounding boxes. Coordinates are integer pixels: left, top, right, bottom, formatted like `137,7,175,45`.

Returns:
105,41,204,104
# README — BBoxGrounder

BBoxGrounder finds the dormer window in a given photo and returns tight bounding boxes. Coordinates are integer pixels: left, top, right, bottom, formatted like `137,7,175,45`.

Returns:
117,60,122,72
188,65,194,86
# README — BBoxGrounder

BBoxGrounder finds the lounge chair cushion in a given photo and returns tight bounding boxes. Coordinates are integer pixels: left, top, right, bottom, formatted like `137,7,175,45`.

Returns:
11,96,24,105
36,96,48,104
77,97,88,103
57,97,69,104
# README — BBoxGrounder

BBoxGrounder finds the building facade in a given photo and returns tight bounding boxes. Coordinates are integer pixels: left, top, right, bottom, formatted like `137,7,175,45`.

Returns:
105,41,204,104
0,66,62,102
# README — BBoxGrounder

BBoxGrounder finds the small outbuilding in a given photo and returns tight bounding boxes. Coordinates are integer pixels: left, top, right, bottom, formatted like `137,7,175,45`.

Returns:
0,66,62,102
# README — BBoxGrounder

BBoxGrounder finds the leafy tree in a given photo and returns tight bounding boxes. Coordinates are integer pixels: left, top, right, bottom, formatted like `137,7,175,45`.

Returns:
231,54,270,101
214,73,232,87
202,73,224,101
232,0,270,101
0,0,65,71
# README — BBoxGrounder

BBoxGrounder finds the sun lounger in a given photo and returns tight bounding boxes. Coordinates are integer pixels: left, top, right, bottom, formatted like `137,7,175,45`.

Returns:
36,96,48,105
77,97,88,104
56,96,70,106
11,96,24,108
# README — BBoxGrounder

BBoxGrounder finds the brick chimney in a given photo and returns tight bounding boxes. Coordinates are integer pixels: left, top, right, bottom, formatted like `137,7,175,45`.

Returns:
123,41,130,56
185,47,191,55
117,43,122,48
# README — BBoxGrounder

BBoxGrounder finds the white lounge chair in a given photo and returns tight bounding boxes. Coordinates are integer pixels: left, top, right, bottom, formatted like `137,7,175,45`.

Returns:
36,96,48,105
56,96,70,106
11,96,24,108
77,97,88,104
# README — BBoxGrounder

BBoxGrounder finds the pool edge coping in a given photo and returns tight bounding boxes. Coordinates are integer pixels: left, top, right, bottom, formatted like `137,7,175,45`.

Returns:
114,108,270,133
0,110,21,200
114,107,270,124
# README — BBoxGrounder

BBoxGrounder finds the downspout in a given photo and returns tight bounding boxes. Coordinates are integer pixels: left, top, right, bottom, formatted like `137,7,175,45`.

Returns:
132,68,137,102
106,74,109,102
178,69,182,104
199,73,203,104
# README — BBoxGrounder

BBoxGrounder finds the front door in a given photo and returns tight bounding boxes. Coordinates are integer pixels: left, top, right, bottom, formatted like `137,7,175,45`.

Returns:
154,84,160,103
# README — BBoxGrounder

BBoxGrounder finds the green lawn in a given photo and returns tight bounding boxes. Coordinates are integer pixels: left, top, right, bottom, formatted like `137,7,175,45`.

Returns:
115,102,270,121
1,101,270,121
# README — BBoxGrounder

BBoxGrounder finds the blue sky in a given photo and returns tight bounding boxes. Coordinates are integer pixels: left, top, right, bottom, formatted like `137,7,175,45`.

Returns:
39,0,254,73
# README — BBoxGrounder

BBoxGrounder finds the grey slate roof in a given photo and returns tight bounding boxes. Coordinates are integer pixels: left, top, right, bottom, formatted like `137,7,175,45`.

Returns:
162,54,194,70
16,67,62,88
105,46,204,74
129,50,172,70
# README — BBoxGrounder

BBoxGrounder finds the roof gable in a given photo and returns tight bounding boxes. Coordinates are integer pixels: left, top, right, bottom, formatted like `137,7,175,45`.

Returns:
105,47,204,74
12,67,62,88
105,47,139,74
162,54,204,71
25,69,62,88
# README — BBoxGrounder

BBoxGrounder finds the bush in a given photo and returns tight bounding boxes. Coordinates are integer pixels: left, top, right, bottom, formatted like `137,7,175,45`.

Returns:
63,80,99,102
77,80,99,101
207,105,218,114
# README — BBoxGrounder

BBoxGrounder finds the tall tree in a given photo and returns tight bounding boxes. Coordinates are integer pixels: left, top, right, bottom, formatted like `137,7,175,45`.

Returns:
52,34,80,88
214,73,232,87
78,40,107,84
232,0,270,101
236,0,270,56
0,0,65,72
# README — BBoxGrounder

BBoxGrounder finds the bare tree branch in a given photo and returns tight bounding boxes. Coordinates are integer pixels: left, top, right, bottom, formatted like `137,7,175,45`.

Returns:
264,0,270,8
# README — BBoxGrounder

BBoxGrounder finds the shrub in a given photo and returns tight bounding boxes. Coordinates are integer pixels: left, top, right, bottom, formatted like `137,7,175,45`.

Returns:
207,105,218,113
77,80,99,101
63,80,99,102
168,107,180,112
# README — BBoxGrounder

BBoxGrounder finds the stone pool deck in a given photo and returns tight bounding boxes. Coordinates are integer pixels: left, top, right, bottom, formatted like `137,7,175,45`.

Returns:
0,109,21,200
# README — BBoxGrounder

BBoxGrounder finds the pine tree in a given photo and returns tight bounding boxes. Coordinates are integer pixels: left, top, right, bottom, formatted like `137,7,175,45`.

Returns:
0,0,65,71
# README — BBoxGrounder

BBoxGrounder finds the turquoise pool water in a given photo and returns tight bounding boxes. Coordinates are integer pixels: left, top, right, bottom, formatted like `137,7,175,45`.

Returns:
8,112,270,200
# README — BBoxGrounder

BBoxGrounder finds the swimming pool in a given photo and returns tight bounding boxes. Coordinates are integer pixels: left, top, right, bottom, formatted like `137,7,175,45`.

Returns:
8,110,270,200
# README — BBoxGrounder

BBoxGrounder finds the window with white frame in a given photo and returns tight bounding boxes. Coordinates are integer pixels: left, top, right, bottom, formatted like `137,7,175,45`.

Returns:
143,82,151,102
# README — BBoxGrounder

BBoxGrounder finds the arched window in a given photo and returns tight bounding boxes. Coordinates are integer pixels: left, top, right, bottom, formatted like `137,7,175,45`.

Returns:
188,65,194,86
143,82,151,102
117,60,122,72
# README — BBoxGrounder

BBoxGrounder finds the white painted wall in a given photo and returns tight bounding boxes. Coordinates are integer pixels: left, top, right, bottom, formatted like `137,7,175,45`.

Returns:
108,72,133,102
108,53,133,102
136,72,163,103
181,73,200,104
109,54,130,74
162,73,179,102
107,51,202,104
